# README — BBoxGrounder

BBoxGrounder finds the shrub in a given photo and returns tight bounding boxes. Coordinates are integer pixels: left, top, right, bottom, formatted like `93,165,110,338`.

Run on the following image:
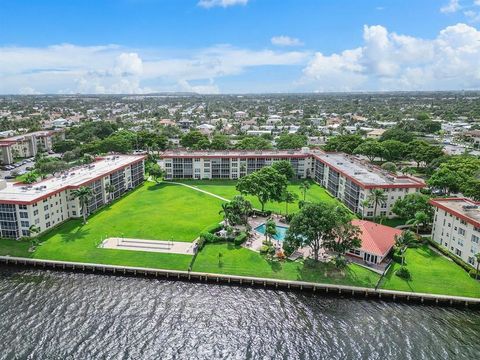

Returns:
395,266,411,280
392,251,405,264
428,239,474,274
252,209,272,217
259,245,270,254
234,232,248,245
469,269,480,279
284,213,295,223
204,223,223,234
196,237,206,251
200,232,222,243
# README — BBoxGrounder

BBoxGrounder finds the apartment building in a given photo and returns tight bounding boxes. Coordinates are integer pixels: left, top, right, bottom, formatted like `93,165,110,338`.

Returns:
430,198,480,269
158,149,425,218
0,130,65,165
313,153,425,218
0,155,145,239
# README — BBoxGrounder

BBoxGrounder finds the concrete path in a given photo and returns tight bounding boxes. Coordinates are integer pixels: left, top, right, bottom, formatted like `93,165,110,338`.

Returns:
101,237,196,255
167,181,230,202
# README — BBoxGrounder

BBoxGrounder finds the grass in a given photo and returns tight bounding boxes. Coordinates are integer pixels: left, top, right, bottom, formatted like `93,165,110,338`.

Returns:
0,182,225,270
377,217,408,228
380,245,480,298
173,179,347,215
192,242,380,287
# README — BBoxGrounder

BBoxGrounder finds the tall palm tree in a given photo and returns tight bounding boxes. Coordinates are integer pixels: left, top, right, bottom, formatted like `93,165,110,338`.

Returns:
265,218,277,243
475,252,480,280
283,191,298,216
71,186,93,225
407,211,429,235
299,181,311,201
105,184,116,202
394,230,416,266
219,202,233,228
368,189,387,221
28,224,41,237
361,199,371,220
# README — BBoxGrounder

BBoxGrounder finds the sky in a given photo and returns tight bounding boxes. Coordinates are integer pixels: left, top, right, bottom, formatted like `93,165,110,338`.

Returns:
1,0,480,94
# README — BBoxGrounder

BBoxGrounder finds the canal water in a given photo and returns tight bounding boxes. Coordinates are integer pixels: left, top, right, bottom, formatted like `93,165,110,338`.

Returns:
0,266,479,360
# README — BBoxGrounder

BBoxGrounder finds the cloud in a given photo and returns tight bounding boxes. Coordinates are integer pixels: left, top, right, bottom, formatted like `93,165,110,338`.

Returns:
271,36,304,47
441,0,461,13
301,23,480,92
197,0,248,9
0,44,308,94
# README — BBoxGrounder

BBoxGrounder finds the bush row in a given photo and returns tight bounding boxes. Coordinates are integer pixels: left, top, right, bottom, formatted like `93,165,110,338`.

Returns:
428,239,479,279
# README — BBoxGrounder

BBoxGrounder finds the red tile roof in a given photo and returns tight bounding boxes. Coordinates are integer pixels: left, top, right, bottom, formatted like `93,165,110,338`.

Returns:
351,219,401,256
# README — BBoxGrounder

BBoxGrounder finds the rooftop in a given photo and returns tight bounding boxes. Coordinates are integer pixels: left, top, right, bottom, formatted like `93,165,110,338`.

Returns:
158,149,311,158
0,155,145,204
430,198,480,228
351,219,401,256
0,130,57,143
314,153,425,188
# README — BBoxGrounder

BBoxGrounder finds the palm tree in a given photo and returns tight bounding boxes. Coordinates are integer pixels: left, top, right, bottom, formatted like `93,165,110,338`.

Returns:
407,211,429,235
28,224,41,251
299,181,311,201
105,184,116,202
71,186,93,224
394,230,416,266
283,191,298,216
219,202,232,228
29,224,41,237
361,199,371,220
368,189,387,221
265,218,277,243
475,252,480,280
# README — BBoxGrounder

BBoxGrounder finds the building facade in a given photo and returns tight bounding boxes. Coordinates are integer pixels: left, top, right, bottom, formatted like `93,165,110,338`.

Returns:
0,155,145,239
430,198,480,269
0,130,65,165
158,149,425,218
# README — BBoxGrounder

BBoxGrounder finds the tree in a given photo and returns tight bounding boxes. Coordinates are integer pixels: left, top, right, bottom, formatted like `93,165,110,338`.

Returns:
381,140,408,162
367,189,387,220
105,184,116,202
380,128,414,143
299,181,311,201
427,167,460,195
323,221,361,268
236,167,287,212
462,178,480,201
228,195,253,229
282,190,298,215
285,202,353,262
71,186,93,224
180,131,209,149
236,136,272,150
324,134,364,154
210,134,230,150
149,164,165,183
264,218,277,242
23,171,39,184
394,230,417,266
219,202,233,228
407,211,429,234
28,224,41,237
354,140,385,162
381,162,397,172
475,252,480,280
276,133,307,149
271,160,295,180
408,140,444,168
392,193,433,223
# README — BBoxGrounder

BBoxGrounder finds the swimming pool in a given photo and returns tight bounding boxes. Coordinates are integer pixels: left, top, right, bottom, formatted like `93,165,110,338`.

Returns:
254,223,289,241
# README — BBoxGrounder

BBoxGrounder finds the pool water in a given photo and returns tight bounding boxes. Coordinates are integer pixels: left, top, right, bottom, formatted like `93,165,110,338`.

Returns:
254,224,289,241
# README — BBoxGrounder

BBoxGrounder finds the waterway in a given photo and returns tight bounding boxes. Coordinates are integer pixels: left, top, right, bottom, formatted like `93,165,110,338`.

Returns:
0,266,479,359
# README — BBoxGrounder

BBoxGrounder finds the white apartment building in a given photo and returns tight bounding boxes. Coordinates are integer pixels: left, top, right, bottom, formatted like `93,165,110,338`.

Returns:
0,155,145,239
430,198,480,269
158,150,425,218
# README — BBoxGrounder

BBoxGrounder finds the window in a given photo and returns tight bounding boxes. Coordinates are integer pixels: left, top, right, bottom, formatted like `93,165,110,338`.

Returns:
19,212,28,218
20,221,29,227
458,228,465,236
45,214,50,220
44,205,48,211
468,257,475,265
455,249,462,257
33,210,38,216
18,205,27,210
472,235,479,244
22,230,29,236
46,222,51,228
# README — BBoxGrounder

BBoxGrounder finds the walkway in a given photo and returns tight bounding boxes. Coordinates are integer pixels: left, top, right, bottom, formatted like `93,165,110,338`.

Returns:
100,237,197,255
167,181,230,202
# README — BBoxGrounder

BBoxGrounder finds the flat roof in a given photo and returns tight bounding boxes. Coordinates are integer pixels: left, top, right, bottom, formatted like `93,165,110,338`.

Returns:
430,198,480,228
158,150,310,159
314,153,425,189
0,155,145,205
0,130,56,143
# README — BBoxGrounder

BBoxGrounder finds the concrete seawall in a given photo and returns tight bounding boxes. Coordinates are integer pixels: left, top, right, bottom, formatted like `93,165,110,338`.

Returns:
0,256,479,308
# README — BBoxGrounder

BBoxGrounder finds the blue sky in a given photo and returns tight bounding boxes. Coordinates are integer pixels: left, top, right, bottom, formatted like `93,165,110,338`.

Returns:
1,0,480,94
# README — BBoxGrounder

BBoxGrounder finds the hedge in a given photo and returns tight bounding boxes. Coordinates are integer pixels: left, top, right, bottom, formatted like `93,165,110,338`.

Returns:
428,238,478,278
234,232,248,246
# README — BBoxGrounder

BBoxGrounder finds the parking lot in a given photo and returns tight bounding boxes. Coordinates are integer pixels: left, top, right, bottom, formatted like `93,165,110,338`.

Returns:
0,158,35,181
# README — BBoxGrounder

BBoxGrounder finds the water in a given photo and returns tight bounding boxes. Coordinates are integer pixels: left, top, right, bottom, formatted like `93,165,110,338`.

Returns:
254,224,289,241
0,266,479,360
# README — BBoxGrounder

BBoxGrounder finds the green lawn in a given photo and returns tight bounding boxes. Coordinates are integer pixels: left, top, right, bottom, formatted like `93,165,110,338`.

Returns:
192,242,380,287
381,245,480,298
0,182,225,270
173,179,347,215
